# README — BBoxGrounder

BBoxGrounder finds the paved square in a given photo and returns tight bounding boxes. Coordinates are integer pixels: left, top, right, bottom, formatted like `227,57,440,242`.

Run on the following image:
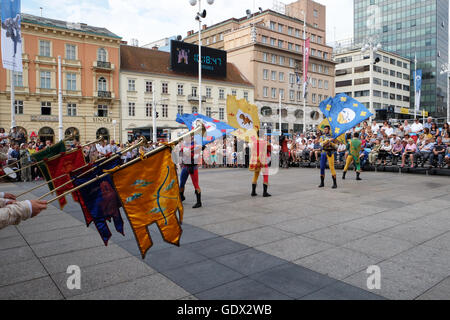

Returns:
1,167,449,300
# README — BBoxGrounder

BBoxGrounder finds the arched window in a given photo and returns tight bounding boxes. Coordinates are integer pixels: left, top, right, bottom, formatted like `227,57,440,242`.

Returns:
310,111,320,121
98,77,107,92
98,48,107,62
294,110,304,119
65,127,80,143
261,106,272,116
277,108,288,118
39,127,55,143
96,127,110,142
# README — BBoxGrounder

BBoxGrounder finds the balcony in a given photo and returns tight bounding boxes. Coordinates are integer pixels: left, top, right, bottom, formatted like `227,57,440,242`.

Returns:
97,91,112,99
94,61,113,70
188,95,206,103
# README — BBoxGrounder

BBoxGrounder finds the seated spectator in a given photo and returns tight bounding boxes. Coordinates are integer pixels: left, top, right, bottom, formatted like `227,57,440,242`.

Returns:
445,147,450,168
391,140,403,165
378,140,392,166
312,138,322,163
337,141,347,164
368,139,381,164
415,138,435,167
303,139,314,162
430,122,440,138
401,138,417,168
430,136,446,168
423,128,433,140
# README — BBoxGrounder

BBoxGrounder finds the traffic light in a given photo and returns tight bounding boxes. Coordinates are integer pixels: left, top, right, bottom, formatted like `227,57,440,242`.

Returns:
374,57,380,65
155,112,159,118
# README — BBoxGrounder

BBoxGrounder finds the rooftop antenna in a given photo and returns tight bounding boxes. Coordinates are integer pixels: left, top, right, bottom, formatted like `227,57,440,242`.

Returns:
40,7,43,17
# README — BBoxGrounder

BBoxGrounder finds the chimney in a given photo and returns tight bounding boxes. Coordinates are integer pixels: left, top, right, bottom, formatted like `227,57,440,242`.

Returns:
202,24,207,30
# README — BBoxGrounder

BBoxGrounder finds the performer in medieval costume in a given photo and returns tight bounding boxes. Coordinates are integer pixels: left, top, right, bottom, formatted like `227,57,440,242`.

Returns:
249,133,271,197
179,140,202,208
318,125,338,189
342,132,362,181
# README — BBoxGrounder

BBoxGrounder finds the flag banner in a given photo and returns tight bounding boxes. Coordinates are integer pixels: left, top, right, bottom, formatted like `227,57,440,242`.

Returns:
71,157,124,245
318,118,345,143
44,148,86,209
226,95,260,141
1,0,23,71
111,148,183,259
303,38,310,98
176,113,236,147
31,141,66,190
414,69,422,112
319,93,373,139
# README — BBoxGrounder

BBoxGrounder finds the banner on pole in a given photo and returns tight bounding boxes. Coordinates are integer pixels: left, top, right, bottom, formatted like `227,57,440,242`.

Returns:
414,69,422,112
303,38,310,99
1,0,23,72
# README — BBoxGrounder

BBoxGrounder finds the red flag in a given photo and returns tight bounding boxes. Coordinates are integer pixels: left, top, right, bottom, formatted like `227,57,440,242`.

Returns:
45,149,86,209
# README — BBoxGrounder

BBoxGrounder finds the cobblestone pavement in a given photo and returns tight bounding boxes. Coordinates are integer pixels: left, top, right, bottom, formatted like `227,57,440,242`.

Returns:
1,167,449,300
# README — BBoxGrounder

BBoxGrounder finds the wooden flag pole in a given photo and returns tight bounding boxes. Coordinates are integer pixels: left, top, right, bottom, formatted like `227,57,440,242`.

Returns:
15,173,68,198
46,124,204,204
40,138,147,200
0,137,103,180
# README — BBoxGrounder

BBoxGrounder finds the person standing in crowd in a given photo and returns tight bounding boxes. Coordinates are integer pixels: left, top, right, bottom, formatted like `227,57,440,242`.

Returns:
9,127,19,146
19,143,32,182
401,138,417,168
342,132,362,180
318,126,338,189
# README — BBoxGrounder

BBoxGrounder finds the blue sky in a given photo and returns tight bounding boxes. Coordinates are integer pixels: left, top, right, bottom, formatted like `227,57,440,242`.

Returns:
22,0,354,45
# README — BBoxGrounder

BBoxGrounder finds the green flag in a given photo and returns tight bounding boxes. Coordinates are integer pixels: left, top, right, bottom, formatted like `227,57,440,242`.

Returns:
31,141,66,190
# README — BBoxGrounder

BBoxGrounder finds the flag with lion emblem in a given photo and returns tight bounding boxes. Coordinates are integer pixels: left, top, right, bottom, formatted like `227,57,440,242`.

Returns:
226,95,260,141
319,93,373,139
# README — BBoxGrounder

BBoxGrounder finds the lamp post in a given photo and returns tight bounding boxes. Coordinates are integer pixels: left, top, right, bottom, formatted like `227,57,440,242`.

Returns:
361,38,382,119
440,63,450,124
189,0,215,114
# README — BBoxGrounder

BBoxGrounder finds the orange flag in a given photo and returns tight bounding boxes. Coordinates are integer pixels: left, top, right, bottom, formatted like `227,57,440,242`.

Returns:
111,148,183,259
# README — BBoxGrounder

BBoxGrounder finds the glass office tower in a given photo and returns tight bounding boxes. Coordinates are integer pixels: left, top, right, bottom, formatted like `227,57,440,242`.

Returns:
354,0,449,118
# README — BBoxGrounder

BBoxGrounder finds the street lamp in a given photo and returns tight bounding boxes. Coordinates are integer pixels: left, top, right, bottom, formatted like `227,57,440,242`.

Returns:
189,0,215,114
440,63,450,124
361,38,382,119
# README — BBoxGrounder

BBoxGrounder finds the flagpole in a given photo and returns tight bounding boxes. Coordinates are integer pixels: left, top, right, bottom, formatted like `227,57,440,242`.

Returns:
302,10,307,133
279,93,282,135
45,124,205,204
15,173,68,198
58,56,63,141
414,53,417,119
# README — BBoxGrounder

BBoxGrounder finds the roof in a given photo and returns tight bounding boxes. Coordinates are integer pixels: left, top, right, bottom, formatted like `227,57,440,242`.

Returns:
120,45,254,87
21,13,121,39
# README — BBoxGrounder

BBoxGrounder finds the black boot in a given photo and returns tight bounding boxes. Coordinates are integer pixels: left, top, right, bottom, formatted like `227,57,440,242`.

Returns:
263,184,271,197
332,176,337,189
342,171,347,180
318,176,325,188
179,189,185,202
251,184,257,197
192,191,202,208
356,172,362,181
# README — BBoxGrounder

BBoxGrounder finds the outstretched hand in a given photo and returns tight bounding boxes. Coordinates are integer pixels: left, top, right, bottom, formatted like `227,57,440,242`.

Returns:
30,200,48,218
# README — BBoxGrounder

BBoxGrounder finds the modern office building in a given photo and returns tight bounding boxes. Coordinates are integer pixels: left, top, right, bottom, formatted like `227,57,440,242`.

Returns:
354,0,449,119
334,43,415,120
0,13,122,143
120,45,254,142
184,0,335,133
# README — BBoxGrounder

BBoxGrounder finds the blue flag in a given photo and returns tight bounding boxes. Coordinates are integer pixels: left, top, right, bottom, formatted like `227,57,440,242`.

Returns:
71,158,124,245
1,0,23,71
319,93,373,139
176,113,236,146
414,69,422,111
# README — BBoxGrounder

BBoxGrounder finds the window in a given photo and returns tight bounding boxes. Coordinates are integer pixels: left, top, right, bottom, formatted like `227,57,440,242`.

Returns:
263,69,269,80
270,38,276,46
270,21,276,30
14,100,23,115
66,73,76,91
323,52,328,60
263,53,268,62
244,91,249,101
278,40,283,48
177,84,184,95
41,101,51,115
288,27,293,35
98,77,107,92
162,83,168,94
40,71,51,89
206,87,212,98
192,106,198,113
295,29,300,37
66,44,76,60
278,24,283,33
263,87,268,97
191,86,197,96
146,103,152,117
373,78,381,86
146,81,153,93
313,9,318,17
219,108,224,120
98,48,107,62
311,78,317,87
231,89,237,96
324,80,329,90
97,105,108,117
311,35,316,42
219,88,225,99
271,88,277,98
279,89,285,99
289,58,295,67
206,107,212,117
67,103,76,116
279,72,285,82
262,36,268,44
312,94,316,103
39,40,51,57
312,64,317,72
13,72,23,87
128,79,136,91
289,74,295,84
271,55,277,64
336,80,352,87
317,36,322,44
289,90,295,101
318,79,323,89
271,71,277,81
128,102,135,117
177,105,184,115
162,104,168,118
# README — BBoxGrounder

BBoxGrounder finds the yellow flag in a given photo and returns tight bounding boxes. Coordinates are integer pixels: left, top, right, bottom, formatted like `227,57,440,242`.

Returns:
111,148,183,259
226,95,260,141
318,118,346,143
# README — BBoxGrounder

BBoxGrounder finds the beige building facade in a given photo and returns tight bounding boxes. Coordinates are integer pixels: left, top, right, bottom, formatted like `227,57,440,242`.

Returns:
184,0,335,133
